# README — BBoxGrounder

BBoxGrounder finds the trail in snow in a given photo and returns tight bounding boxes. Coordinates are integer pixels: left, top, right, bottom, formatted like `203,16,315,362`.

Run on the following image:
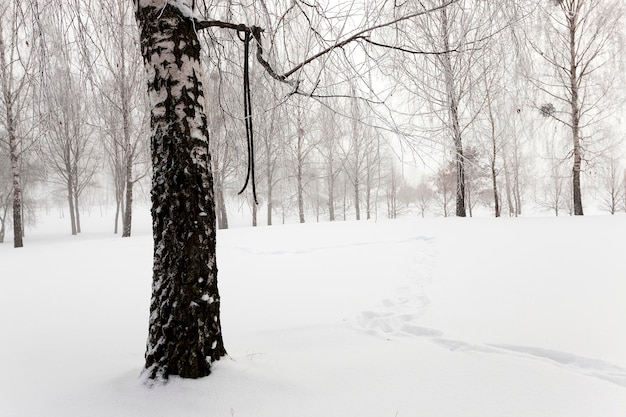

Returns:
346,237,437,338
347,231,626,389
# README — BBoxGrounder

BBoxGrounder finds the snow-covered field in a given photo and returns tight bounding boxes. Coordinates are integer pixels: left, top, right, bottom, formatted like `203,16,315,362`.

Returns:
1,209,625,416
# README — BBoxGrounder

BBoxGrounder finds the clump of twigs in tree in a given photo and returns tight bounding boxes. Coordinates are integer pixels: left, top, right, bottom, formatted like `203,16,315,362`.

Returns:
540,102,556,118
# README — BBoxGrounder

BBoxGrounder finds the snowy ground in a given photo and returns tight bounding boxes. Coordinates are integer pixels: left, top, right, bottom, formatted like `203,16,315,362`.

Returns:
1,209,625,416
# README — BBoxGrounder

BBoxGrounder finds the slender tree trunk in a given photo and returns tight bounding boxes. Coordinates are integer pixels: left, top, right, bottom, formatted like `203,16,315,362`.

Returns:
67,175,77,236
297,163,305,223
623,169,626,213
266,185,273,226
282,201,286,224
252,197,257,227
9,136,24,247
120,183,126,228
0,21,24,248
114,197,121,234
486,96,500,217
113,159,124,233
122,160,133,236
512,136,521,216
0,201,8,243
315,180,320,222
342,180,347,220
267,187,272,225
354,178,360,220
366,165,371,220
353,136,361,221
503,158,513,216
440,7,466,217
452,129,466,217
134,0,226,381
328,163,335,221
3,95,22,247
466,182,473,217
297,129,305,224
74,183,81,233
513,172,521,217
216,190,227,228
121,7,134,237
216,176,228,229
0,217,5,243
569,28,584,216
349,87,362,221
212,164,228,230
491,161,500,217
266,145,273,226
388,165,397,219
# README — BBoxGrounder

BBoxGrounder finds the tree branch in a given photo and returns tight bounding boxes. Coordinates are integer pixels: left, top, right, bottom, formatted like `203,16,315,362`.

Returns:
193,0,461,93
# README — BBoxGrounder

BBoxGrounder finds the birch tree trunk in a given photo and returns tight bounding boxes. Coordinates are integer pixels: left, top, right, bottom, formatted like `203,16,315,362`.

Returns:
122,158,134,236
9,135,23,246
252,196,258,227
0,196,8,242
266,148,273,226
134,0,226,380
350,97,362,221
567,10,584,216
327,161,335,221
296,116,306,224
0,210,6,243
486,95,500,218
67,173,77,236
0,19,24,248
121,27,134,237
439,6,466,217
73,181,81,233
214,168,229,229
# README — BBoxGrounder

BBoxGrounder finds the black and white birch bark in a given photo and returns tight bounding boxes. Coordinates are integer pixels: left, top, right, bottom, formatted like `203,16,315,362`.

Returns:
134,0,226,381
438,5,466,218
0,18,24,248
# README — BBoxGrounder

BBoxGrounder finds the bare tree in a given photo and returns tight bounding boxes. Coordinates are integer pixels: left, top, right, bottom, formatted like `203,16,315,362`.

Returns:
501,107,529,217
415,179,434,218
464,146,491,217
93,0,149,236
485,91,501,217
42,63,98,235
0,1,36,247
385,160,400,220
432,160,455,217
317,102,343,221
536,160,569,216
531,0,624,215
340,97,365,221
388,0,500,217
32,1,100,235
0,151,11,242
597,156,623,215
476,51,510,218
284,96,318,223
204,69,238,230
258,107,280,226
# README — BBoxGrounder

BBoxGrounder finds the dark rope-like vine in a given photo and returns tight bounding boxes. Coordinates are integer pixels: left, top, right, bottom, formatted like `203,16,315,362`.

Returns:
237,29,258,204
